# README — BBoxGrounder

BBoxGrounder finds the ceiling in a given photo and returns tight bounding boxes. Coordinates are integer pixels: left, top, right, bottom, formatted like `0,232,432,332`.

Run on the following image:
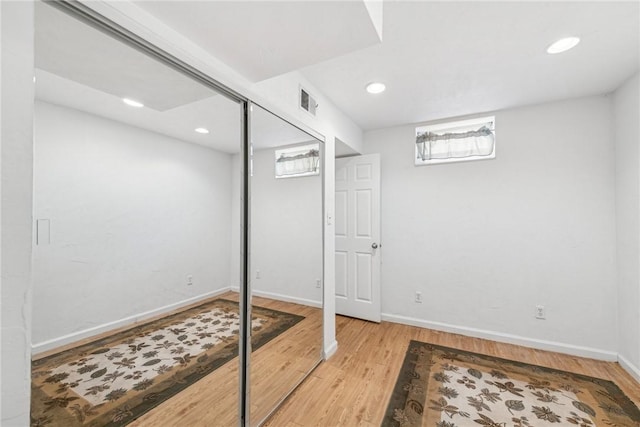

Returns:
133,1,639,132
302,1,640,130
36,1,639,146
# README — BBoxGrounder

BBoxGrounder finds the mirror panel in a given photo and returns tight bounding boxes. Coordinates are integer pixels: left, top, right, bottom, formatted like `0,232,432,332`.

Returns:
31,2,242,425
249,105,324,426
30,4,324,426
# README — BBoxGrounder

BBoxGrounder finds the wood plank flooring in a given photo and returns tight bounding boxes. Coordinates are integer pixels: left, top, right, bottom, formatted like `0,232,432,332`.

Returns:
264,315,640,426
33,299,640,426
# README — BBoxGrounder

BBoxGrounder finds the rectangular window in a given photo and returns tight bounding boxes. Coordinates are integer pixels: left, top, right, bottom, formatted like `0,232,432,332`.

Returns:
415,116,495,166
275,143,320,178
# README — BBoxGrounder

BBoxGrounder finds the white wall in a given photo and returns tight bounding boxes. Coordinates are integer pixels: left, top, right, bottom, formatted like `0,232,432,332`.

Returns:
364,95,619,359
614,72,640,379
1,2,34,425
32,101,234,349
254,71,363,155
248,146,323,306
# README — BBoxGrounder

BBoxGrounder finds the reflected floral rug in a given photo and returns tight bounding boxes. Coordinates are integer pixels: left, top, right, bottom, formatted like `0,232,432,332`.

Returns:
31,298,303,426
383,340,640,427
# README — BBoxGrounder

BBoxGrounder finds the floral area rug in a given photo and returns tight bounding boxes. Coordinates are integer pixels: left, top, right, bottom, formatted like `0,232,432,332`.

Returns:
383,340,640,427
31,298,303,426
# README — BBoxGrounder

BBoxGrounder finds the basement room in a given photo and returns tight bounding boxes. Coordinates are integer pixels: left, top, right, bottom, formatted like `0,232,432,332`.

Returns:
1,1,638,426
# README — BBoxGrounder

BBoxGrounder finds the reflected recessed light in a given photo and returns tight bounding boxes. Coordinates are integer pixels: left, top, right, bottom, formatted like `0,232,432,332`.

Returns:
366,82,386,94
195,127,210,134
122,98,144,108
547,37,580,54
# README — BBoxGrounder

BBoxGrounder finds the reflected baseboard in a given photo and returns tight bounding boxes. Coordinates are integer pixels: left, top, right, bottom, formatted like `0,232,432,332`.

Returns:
32,287,232,356
251,289,322,309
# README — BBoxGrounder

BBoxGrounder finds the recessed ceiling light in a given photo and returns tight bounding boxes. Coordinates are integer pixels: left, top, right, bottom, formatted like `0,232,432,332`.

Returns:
547,37,580,54
366,82,386,94
122,98,144,108
195,128,210,134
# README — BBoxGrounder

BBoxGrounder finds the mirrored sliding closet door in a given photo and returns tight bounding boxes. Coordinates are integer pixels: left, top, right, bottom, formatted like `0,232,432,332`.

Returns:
30,2,324,427
248,105,324,426
31,2,245,425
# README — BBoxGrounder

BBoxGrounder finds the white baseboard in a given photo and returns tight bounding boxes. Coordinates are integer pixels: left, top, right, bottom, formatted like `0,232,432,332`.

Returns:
618,354,640,383
324,340,338,360
32,288,231,355
251,289,322,308
381,313,618,362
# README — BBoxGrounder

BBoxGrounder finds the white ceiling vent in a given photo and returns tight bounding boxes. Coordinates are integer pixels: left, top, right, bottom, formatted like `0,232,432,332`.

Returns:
300,86,318,116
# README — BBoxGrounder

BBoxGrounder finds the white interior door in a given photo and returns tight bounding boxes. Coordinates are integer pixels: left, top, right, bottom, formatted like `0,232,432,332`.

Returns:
335,154,381,322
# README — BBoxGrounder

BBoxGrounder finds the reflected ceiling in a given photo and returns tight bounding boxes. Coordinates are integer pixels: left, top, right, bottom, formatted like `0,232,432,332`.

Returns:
34,2,314,154
36,2,214,112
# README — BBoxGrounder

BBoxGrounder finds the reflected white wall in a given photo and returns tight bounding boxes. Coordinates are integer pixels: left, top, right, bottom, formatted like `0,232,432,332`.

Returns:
33,101,234,350
230,147,322,306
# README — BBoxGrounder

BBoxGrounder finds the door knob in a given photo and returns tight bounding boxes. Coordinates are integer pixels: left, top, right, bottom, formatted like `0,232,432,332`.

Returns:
371,243,379,249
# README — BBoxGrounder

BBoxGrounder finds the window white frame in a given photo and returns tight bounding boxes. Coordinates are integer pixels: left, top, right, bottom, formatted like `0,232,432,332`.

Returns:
275,143,321,178
415,116,496,166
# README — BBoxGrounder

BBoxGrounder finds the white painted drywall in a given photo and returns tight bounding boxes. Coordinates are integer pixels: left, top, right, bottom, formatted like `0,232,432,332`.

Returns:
32,101,234,347
253,71,363,155
1,2,34,425
364,95,618,357
249,146,323,306
614,72,640,377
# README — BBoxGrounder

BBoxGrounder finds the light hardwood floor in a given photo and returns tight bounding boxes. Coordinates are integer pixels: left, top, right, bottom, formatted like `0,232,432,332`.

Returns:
264,315,640,427
33,299,639,426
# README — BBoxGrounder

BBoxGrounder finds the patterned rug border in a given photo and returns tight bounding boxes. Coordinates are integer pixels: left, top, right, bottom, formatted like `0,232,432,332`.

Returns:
31,298,305,426
383,339,640,426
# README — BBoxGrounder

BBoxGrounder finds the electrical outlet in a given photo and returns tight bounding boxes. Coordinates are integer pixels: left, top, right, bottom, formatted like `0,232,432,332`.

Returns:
535,305,545,319
415,291,422,303
187,275,193,286
316,279,321,288
256,270,260,279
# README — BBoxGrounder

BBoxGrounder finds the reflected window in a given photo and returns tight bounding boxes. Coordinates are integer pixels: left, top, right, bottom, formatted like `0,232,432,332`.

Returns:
275,143,320,178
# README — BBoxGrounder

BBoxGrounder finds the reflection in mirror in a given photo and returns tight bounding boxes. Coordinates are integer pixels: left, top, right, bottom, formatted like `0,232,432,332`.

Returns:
248,105,324,426
31,2,242,425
